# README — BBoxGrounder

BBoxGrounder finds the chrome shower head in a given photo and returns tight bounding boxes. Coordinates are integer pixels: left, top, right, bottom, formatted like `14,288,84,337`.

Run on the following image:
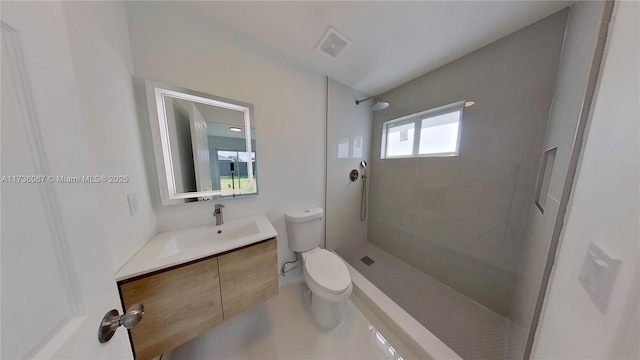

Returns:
370,99,389,111
356,95,390,111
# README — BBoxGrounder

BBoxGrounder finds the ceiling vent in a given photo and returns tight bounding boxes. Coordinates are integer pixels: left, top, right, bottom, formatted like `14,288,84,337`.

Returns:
316,27,351,58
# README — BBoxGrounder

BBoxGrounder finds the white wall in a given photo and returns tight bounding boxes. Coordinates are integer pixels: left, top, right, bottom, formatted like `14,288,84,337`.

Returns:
61,1,156,272
124,2,326,284
532,1,639,358
326,78,372,254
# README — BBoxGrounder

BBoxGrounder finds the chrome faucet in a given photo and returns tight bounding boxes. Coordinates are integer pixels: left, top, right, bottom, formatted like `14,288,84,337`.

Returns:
214,204,225,225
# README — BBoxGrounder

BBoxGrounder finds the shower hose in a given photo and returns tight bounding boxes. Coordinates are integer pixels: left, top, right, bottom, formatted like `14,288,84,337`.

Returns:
360,177,367,221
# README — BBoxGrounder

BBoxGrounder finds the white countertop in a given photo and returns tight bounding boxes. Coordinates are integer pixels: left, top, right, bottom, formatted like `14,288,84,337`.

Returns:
116,213,278,281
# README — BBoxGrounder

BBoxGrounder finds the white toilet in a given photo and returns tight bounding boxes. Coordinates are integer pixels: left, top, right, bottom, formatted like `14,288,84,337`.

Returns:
285,207,352,330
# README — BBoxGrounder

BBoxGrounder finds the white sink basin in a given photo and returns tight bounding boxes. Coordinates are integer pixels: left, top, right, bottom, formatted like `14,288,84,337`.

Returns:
157,219,260,259
116,213,277,281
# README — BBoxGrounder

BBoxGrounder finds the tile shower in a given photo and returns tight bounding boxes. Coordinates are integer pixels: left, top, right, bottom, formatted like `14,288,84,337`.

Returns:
331,9,574,360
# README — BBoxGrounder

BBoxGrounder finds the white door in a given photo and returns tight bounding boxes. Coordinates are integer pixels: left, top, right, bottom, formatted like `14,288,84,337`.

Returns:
1,2,132,359
189,103,213,196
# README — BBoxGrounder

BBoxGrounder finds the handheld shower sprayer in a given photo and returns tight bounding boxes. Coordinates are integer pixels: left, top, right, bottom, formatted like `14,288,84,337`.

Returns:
360,160,367,221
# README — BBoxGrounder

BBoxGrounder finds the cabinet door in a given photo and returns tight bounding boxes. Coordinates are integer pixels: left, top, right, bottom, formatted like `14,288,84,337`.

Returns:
219,238,278,319
119,257,222,360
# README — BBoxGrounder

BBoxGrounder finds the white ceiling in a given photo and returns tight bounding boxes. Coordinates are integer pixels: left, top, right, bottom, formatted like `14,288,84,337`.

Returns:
184,1,572,95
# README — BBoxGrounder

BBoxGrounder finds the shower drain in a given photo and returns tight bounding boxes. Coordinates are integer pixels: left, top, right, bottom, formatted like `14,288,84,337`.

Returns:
360,256,375,266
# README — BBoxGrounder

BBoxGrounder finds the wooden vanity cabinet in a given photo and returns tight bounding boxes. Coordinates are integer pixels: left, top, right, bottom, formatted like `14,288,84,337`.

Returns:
118,238,278,360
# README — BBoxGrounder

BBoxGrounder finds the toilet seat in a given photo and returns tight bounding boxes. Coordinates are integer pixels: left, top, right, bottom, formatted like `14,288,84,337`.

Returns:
304,249,351,294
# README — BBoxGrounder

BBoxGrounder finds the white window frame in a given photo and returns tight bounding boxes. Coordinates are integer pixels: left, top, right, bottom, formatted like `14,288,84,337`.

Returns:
381,100,465,159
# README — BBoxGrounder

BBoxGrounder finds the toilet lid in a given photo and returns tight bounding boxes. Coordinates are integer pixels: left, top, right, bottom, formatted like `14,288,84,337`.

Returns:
305,250,351,294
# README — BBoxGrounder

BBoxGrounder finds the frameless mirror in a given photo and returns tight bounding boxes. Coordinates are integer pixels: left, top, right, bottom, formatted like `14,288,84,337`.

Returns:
145,80,257,205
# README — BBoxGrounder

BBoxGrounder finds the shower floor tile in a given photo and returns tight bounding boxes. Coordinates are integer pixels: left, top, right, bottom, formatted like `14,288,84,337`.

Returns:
341,242,526,360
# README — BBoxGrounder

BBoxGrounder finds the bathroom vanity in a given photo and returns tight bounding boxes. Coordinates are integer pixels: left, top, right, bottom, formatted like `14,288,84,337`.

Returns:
115,214,278,360
116,81,274,359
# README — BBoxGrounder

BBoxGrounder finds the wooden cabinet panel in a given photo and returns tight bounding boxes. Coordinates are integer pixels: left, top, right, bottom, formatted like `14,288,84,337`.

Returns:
218,238,278,320
119,257,222,360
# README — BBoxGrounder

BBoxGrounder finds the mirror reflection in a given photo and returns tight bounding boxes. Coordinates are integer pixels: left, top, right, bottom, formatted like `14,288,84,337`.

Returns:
147,81,257,204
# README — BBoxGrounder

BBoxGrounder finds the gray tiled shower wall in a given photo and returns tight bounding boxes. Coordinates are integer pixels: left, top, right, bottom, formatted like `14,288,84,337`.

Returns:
368,10,569,319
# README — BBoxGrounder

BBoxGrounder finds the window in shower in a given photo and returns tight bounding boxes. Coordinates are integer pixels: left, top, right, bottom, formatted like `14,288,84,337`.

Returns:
384,121,416,157
381,101,464,159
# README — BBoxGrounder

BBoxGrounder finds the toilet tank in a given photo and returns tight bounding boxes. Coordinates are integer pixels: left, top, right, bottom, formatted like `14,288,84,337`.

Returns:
285,207,323,252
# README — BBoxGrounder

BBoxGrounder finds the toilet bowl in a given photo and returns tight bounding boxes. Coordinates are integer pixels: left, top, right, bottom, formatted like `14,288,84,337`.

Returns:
285,208,352,329
302,248,352,329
